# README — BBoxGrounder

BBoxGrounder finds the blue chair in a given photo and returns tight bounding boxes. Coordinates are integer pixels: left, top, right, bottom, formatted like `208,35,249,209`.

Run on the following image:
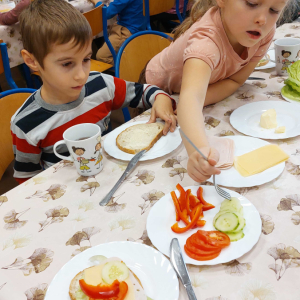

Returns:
144,0,187,30
115,31,173,122
0,40,18,90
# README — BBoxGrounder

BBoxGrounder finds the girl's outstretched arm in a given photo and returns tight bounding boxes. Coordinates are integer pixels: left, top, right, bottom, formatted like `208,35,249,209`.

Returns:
205,61,258,106
177,58,221,183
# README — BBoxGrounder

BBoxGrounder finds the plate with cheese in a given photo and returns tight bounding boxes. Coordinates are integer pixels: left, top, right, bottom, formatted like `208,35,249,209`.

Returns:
230,101,300,139
104,121,181,161
45,241,179,300
207,136,287,187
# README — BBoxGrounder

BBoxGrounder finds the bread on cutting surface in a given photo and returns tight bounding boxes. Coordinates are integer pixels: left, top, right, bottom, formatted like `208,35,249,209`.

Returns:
116,123,164,154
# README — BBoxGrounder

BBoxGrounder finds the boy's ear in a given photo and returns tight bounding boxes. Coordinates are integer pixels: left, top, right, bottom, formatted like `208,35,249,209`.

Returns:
21,49,40,72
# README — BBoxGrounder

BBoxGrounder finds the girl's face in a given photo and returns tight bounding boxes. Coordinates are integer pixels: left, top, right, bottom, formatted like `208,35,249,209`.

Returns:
75,149,84,156
218,0,288,53
95,143,101,151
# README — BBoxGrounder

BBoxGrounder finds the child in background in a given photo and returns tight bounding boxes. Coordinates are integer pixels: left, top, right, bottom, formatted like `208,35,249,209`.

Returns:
144,0,294,183
11,0,176,183
90,0,145,65
0,0,30,25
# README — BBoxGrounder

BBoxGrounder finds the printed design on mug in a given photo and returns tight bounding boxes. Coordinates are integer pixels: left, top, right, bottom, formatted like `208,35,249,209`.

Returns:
72,147,93,173
94,136,103,169
297,50,300,61
281,50,295,71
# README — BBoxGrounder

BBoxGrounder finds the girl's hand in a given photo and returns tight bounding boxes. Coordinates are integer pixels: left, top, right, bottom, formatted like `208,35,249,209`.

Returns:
187,146,221,183
148,94,177,135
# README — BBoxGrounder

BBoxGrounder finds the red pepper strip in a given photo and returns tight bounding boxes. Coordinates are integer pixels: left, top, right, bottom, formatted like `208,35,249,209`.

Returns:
197,187,215,211
79,279,119,299
171,204,202,233
171,191,189,225
170,190,180,222
176,183,186,212
185,189,192,217
116,281,128,300
189,194,200,210
190,205,206,227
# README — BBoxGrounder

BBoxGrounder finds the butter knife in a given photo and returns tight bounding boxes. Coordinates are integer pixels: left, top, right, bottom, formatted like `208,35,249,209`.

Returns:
247,77,265,80
99,150,147,206
170,238,197,300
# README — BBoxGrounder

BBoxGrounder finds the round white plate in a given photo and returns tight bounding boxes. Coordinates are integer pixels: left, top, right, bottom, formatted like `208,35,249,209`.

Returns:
147,186,261,266
255,49,276,70
281,92,300,105
45,241,179,300
207,136,285,187
104,121,181,161
230,101,300,139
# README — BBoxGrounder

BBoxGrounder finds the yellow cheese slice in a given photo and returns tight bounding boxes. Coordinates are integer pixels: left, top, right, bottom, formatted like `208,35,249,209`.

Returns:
234,144,289,177
84,264,135,300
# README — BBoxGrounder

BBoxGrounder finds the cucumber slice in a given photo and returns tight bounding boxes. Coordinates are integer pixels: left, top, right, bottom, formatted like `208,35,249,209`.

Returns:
214,210,246,233
232,215,246,233
226,230,245,242
220,198,242,212
214,212,239,232
101,261,129,284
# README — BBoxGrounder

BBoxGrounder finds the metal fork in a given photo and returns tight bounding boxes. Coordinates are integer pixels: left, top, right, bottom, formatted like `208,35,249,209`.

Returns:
179,128,231,200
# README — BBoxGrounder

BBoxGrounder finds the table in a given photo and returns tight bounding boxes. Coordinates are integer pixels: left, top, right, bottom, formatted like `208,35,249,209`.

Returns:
1,23,300,300
0,0,108,69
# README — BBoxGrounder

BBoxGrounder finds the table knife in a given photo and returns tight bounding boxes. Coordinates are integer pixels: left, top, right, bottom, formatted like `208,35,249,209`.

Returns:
99,150,146,206
170,238,197,300
247,77,265,80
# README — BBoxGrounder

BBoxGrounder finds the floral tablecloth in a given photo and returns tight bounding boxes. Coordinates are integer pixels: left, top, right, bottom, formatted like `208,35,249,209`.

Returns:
1,22,300,300
0,0,105,69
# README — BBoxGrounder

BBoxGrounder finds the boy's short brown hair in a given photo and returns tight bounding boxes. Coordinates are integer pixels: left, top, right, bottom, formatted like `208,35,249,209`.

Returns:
20,0,92,68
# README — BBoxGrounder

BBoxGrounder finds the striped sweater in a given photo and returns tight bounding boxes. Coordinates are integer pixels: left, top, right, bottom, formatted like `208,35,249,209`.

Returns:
11,72,173,181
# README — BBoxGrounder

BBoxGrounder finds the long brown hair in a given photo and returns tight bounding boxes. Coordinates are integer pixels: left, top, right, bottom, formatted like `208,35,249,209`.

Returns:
173,0,217,41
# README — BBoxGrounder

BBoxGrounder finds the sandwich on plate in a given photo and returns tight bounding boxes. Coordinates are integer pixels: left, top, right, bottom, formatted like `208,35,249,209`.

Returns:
256,53,270,67
69,256,147,300
116,123,164,154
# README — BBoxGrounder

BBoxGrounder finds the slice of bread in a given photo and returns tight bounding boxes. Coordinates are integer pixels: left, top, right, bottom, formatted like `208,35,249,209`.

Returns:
116,123,164,154
256,54,270,67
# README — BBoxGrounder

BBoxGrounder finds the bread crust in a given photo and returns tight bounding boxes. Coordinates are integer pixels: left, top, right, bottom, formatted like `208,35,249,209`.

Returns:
116,124,164,154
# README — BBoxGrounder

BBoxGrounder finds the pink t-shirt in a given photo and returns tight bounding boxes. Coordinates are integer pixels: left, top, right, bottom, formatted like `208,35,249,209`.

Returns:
146,6,275,94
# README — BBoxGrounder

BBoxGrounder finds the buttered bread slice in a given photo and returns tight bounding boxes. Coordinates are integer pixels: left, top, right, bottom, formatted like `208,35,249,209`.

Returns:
116,123,164,154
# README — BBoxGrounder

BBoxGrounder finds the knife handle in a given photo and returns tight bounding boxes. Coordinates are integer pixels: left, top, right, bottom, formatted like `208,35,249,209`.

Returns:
185,284,198,300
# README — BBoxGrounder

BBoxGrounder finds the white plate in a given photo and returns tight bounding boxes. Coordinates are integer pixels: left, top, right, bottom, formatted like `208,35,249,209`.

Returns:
45,241,179,300
207,136,285,187
255,49,276,70
104,121,181,161
147,186,261,266
230,101,300,140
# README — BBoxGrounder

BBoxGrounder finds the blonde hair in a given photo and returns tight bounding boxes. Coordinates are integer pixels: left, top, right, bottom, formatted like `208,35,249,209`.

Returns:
20,0,92,68
173,0,217,41
173,0,296,41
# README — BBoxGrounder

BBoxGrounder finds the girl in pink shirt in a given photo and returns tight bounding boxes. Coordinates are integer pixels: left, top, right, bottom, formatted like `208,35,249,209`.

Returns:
145,0,295,183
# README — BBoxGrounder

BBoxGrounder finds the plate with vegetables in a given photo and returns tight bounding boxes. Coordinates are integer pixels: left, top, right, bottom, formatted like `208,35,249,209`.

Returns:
147,185,261,265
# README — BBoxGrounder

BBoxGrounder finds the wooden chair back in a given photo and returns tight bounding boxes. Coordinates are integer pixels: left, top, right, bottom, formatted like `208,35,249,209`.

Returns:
0,39,4,76
144,0,176,16
119,34,172,82
0,93,30,179
83,4,104,37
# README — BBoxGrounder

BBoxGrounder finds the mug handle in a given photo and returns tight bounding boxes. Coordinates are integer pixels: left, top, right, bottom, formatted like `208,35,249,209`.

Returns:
53,140,74,162
267,47,275,63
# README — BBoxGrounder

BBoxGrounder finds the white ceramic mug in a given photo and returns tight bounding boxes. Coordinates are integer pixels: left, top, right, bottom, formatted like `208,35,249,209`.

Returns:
269,38,300,75
53,123,103,176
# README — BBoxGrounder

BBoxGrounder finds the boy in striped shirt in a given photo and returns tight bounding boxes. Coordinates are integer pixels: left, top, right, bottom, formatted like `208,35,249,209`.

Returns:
11,0,176,184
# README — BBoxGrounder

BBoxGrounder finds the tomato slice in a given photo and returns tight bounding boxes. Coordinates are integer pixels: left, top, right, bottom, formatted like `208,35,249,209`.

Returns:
197,230,230,248
186,237,221,255
184,245,221,261
189,234,221,251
